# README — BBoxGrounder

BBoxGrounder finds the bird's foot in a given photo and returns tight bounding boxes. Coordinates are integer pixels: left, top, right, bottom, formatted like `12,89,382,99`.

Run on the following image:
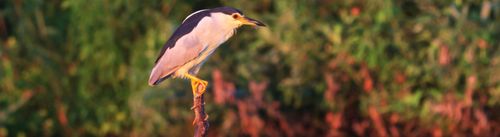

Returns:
190,79,208,110
191,79,208,96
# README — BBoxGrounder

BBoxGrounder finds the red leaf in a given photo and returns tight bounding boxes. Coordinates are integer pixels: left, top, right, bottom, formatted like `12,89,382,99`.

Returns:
351,7,361,16
363,78,373,92
368,106,387,137
439,45,450,66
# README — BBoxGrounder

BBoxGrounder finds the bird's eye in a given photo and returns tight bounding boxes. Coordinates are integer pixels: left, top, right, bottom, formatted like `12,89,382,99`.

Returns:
232,14,239,19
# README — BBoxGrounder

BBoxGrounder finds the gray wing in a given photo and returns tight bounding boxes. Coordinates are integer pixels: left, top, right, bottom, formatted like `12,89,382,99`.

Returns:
153,9,211,63
149,35,206,86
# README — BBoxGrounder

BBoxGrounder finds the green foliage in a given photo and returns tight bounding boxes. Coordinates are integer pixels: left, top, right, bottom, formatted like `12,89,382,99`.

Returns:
0,0,499,136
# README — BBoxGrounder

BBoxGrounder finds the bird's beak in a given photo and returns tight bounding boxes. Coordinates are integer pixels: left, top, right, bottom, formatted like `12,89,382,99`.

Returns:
240,16,266,27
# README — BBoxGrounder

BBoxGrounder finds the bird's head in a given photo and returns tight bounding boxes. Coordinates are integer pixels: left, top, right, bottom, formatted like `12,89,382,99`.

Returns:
210,7,266,29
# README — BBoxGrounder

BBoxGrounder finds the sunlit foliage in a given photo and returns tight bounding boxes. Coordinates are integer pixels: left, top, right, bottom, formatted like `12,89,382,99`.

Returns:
0,0,499,136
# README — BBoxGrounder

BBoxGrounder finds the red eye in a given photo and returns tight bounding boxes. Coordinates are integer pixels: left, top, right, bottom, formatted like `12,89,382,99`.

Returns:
232,14,239,19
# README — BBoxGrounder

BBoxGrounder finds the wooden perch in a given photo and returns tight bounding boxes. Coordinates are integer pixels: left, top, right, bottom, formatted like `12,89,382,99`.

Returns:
192,83,209,137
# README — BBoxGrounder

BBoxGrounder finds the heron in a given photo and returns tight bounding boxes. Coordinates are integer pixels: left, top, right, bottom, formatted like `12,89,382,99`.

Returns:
148,7,266,96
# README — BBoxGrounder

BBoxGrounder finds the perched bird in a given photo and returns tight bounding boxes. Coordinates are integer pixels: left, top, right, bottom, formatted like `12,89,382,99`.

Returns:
148,7,266,95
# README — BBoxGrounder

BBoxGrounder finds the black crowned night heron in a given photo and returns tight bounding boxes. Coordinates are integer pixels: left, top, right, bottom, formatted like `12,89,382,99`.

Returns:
148,7,265,96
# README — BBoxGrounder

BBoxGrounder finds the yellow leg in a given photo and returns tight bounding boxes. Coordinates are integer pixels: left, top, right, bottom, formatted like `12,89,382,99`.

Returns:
185,73,208,96
185,73,210,124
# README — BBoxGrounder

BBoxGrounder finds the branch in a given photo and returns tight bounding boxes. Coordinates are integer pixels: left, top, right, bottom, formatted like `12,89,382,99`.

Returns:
192,83,209,137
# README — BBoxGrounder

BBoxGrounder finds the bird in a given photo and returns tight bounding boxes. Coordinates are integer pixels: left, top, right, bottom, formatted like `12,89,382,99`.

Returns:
148,7,266,96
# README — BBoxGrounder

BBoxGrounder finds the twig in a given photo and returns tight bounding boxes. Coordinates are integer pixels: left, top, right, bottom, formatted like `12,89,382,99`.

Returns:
192,83,209,137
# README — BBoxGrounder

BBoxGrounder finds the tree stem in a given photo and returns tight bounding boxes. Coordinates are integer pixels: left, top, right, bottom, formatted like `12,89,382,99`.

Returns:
193,83,209,137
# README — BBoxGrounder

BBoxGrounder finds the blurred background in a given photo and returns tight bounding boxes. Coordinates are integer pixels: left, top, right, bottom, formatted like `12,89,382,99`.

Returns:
1,0,499,136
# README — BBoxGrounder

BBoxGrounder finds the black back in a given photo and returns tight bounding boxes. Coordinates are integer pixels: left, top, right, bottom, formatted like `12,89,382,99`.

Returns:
154,7,243,63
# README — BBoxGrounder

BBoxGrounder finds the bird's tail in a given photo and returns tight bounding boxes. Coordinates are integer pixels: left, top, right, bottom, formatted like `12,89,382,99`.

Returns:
148,65,175,86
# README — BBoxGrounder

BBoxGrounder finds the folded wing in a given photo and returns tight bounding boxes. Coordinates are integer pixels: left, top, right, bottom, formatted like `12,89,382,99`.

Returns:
149,35,205,86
